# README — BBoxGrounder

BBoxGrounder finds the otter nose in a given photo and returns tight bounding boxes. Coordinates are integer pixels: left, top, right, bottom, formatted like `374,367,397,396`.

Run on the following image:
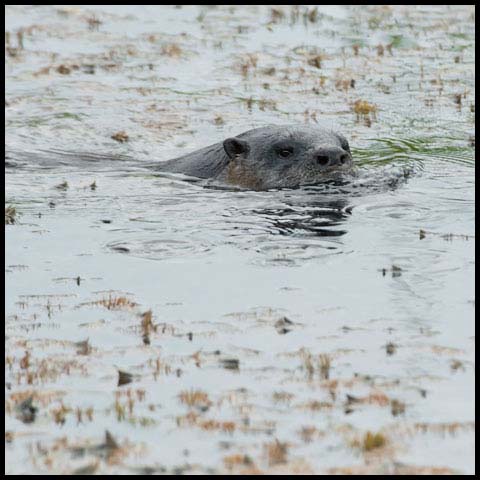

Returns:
315,147,351,167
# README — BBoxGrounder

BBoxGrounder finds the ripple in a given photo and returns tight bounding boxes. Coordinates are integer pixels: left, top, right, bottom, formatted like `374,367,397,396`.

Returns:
106,237,212,260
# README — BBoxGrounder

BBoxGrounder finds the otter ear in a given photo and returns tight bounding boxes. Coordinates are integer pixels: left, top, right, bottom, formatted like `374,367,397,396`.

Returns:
223,137,250,159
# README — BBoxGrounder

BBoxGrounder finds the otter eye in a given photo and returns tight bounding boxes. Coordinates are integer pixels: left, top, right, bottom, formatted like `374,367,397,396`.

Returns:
278,148,293,158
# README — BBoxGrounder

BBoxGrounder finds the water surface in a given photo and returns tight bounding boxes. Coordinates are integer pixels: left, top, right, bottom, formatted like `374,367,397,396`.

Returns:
5,5,475,475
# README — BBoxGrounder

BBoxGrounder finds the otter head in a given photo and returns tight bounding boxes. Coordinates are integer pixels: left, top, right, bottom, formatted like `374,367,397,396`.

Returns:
221,125,354,190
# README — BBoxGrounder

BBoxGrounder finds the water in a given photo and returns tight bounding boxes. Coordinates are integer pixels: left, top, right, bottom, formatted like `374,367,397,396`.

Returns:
5,5,475,474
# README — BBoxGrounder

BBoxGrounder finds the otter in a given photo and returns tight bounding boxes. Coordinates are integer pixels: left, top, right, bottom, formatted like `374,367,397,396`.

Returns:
155,125,354,190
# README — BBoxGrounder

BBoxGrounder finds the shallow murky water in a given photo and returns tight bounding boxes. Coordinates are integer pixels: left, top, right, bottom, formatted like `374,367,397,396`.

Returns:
5,5,475,475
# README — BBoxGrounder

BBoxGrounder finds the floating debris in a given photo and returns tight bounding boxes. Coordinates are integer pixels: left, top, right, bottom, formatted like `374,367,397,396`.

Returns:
353,100,377,125
118,370,134,386
111,131,129,143
74,338,91,356
363,431,386,451
335,78,355,92
56,65,71,75
3,4,475,475
274,316,294,334
213,115,225,125
302,400,333,412
298,425,320,443
51,403,70,425
104,430,119,450
419,229,474,241
70,430,120,460
302,351,315,379
161,43,182,57
223,454,254,471
20,350,30,369
176,411,236,433
319,354,331,380
15,396,38,424
5,205,17,225
179,390,212,412
345,394,362,406
351,431,387,452
411,421,474,436
265,439,288,466
381,265,403,277
453,93,462,107
86,15,102,31
82,64,95,75
80,294,137,310
391,399,406,416
129,465,168,475
306,6,318,23
54,180,69,191
72,461,99,475
307,54,324,69
140,310,156,345
344,391,390,414
111,246,130,253
385,342,397,355
269,8,286,24
219,358,240,370
450,359,464,372
272,391,295,404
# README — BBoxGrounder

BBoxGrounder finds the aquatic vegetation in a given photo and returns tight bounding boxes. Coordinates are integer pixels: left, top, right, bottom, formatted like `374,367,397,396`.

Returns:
274,316,294,334
54,180,69,190
56,65,71,75
272,391,295,404
219,358,240,370
178,390,212,411
238,53,258,77
4,4,474,475
318,354,331,380
176,411,236,433
79,295,138,310
385,342,397,355
419,229,474,241
74,338,91,355
307,54,324,69
15,396,37,424
301,400,334,411
390,399,406,417
265,439,288,466
298,425,322,443
111,131,129,143
351,431,387,452
300,350,332,380
117,370,134,386
161,43,182,57
353,100,378,125
5,205,17,224
223,454,254,471
140,309,156,345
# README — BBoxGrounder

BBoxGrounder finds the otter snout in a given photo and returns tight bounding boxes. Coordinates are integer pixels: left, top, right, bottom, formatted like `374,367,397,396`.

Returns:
314,146,351,168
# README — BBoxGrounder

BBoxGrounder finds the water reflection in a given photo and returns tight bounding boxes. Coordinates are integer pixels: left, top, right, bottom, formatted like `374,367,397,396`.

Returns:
250,197,351,237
